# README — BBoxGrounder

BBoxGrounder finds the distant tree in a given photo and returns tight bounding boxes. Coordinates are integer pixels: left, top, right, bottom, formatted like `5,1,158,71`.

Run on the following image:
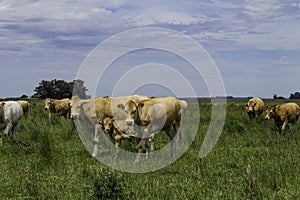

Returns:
20,94,29,99
273,94,285,100
72,79,89,99
289,92,300,99
33,79,88,99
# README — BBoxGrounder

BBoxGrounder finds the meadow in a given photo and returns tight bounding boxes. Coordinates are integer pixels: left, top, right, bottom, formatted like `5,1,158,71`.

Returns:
0,99,300,199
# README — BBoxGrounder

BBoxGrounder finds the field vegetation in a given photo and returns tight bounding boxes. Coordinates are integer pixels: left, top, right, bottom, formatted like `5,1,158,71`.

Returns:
0,99,300,199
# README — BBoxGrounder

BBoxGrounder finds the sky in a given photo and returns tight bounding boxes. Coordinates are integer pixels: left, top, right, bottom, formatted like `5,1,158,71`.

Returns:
0,0,300,98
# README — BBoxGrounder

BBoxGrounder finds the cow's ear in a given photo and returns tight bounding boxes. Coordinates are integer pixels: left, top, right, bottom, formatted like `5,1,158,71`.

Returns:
98,119,103,125
112,118,115,122
117,104,125,110
0,102,5,107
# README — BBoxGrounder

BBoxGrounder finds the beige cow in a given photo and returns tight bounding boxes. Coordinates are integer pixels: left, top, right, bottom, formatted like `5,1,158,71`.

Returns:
44,98,71,118
70,94,150,158
118,96,188,163
17,100,30,117
265,102,300,132
245,97,264,120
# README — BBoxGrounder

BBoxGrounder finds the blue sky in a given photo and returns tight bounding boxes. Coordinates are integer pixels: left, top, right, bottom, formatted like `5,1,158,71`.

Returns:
0,0,300,98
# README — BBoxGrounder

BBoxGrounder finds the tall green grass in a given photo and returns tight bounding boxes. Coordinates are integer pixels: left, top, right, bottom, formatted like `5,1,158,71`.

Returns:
0,100,299,199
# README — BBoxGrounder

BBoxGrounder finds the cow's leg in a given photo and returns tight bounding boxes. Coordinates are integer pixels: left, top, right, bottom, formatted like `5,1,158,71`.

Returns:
145,137,152,160
282,119,289,131
173,121,181,154
4,122,12,137
92,124,101,158
165,127,175,158
12,121,20,140
48,112,51,119
114,139,120,159
134,138,145,163
0,131,3,145
149,133,155,151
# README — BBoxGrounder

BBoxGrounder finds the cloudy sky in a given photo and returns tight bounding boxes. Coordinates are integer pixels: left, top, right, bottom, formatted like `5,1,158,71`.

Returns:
0,0,299,98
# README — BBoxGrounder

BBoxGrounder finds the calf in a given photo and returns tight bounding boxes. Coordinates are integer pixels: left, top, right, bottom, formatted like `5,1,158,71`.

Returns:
265,102,300,132
0,101,23,144
99,117,136,155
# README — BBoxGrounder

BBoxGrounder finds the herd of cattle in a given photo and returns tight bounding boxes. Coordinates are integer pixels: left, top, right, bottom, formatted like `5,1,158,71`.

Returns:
245,97,300,132
0,96,299,161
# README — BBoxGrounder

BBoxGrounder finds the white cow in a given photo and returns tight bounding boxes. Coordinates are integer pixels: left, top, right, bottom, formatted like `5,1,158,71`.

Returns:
0,101,23,144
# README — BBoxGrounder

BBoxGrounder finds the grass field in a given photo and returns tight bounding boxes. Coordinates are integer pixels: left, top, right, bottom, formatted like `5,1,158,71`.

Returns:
0,99,300,199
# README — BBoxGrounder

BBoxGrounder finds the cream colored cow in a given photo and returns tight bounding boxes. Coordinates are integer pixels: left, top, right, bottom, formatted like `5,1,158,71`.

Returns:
265,102,300,132
17,100,30,117
44,98,71,118
118,96,188,163
245,97,264,120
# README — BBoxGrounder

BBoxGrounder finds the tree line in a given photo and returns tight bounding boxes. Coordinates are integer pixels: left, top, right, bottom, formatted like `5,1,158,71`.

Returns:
273,92,300,100
32,79,89,99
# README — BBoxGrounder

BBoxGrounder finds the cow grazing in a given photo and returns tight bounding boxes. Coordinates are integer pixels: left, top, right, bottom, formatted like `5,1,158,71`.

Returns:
17,100,30,117
70,94,150,158
0,101,23,144
118,96,188,163
44,98,71,118
265,102,300,132
245,97,264,120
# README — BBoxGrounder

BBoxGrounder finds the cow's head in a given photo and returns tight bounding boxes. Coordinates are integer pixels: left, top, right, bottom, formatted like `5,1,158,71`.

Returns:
70,96,82,119
118,100,138,126
44,98,53,110
245,100,256,113
0,102,5,110
265,105,276,120
99,117,115,133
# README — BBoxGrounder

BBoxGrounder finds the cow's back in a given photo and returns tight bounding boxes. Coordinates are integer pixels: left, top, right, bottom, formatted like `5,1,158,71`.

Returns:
2,101,23,124
17,100,30,115
276,102,300,123
111,95,149,120
138,97,181,127
249,97,264,113
54,99,70,111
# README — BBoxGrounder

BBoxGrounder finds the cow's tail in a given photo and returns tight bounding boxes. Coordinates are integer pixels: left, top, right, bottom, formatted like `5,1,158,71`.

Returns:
175,100,188,150
179,100,188,112
296,105,300,117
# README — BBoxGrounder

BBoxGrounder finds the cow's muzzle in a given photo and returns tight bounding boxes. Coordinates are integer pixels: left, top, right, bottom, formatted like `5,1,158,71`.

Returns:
126,120,134,126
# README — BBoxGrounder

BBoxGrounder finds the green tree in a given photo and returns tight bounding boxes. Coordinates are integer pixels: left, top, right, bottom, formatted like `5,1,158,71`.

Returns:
33,79,88,99
72,79,89,99
289,92,300,99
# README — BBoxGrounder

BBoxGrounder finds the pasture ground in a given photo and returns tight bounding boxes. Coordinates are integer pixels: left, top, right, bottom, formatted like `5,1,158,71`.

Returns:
0,99,300,199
